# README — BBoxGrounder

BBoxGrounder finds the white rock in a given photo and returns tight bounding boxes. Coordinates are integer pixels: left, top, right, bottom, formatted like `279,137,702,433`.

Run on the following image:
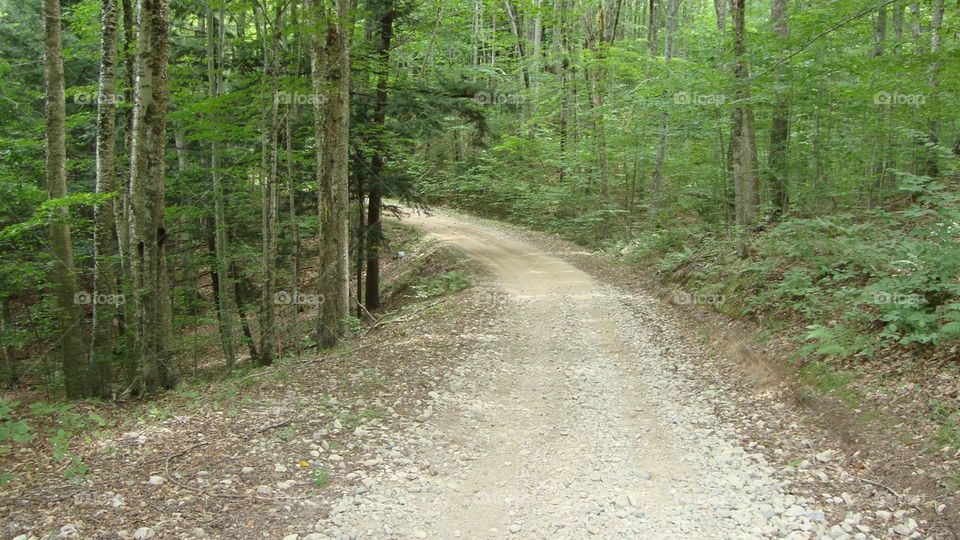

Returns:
133,527,156,540
815,450,835,463
148,475,165,485
892,524,913,536
783,505,805,517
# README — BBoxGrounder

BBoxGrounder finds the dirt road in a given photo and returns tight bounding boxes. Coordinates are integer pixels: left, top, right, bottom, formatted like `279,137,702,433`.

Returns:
319,210,846,539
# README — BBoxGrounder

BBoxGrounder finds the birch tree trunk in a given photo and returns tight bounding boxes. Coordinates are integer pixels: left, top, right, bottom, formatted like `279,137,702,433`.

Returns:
91,0,121,398
44,0,87,398
504,0,531,89
117,0,134,280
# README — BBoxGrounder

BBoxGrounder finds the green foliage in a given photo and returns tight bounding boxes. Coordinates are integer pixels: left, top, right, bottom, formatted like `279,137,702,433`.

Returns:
410,270,471,299
311,466,330,487
631,185,960,361
0,399,33,444
798,360,857,395
1,399,107,483
930,401,960,453
344,316,365,335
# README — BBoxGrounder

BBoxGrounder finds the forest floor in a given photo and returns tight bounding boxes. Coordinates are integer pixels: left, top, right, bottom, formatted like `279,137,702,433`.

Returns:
1,209,954,539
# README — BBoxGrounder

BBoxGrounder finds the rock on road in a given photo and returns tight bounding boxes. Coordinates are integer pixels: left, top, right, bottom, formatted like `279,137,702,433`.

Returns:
315,210,850,540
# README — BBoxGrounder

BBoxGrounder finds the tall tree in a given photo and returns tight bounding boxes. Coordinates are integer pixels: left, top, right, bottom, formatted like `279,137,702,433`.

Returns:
503,0,530,89
768,0,789,218
924,0,944,178
91,0,121,398
257,1,282,366
207,4,237,370
648,0,659,56
315,0,351,346
127,0,176,392
365,0,395,311
286,0,303,358
731,0,758,256
43,0,87,398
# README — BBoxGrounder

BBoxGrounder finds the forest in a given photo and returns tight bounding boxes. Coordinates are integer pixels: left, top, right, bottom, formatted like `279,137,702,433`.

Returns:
0,0,959,537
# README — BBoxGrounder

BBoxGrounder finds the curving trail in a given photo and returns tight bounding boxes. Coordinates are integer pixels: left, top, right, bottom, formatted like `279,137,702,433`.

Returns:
321,210,832,539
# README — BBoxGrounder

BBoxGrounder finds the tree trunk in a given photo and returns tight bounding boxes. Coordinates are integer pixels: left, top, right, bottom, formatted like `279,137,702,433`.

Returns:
44,0,88,398
229,263,259,362
420,2,444,75
365,2,394,312
892,1,904,54
315,0,351,346
870,3,890,207
472,0,482,66
207,5,237,370
731,0,757,257
714,0,726,31
925,0,944,178
910,3,924,54
583,3,609,199
117,0,134,281
355,167,365,317
648,0,659,56
504,0,530,89
127,0,176,393
0,301,15,387
663,0,679,58
91,0,121,398
768,0,789,218
258,2,282,366
650,0,677,220
557,0,569,185
286,76,301,357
